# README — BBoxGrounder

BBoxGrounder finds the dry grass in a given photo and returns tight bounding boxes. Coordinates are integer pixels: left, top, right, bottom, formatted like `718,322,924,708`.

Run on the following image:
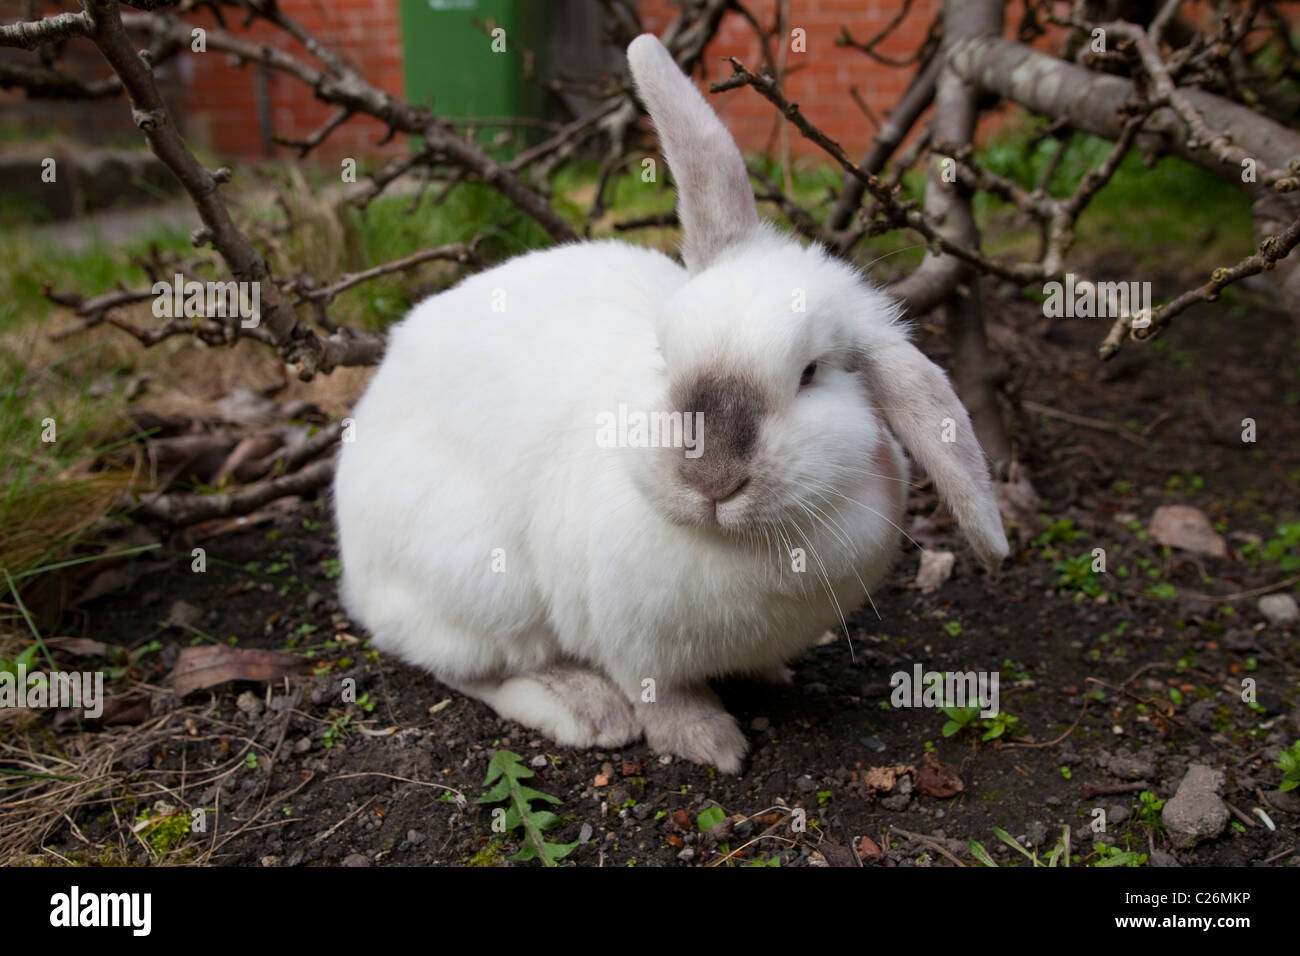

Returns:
0,674,320,866
0,301,371,597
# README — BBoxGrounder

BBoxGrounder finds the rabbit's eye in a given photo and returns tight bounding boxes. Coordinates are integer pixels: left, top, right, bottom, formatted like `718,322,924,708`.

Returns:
799,362,817,389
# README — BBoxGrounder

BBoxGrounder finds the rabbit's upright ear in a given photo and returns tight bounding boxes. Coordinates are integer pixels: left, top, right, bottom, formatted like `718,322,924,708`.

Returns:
856,323,1009,566
627,34,758,273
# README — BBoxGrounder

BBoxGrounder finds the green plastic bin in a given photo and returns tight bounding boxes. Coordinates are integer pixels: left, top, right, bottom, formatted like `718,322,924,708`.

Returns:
399,0,548,151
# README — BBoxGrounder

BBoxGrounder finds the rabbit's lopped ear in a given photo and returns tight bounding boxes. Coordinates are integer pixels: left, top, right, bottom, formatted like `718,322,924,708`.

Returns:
627,34,758,274
856,324,1009,567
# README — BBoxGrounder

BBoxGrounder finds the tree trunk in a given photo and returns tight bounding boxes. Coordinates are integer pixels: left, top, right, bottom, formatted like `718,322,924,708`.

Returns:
890,0,1012,471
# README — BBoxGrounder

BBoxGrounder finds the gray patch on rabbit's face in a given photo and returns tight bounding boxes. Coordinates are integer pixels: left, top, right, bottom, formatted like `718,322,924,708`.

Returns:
671,369,767,500
673,369,766,457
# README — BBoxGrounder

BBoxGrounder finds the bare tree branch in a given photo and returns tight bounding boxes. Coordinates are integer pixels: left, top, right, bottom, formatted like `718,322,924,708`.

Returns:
1099,213,1300,358
894,0,1010,467
130,456,337,525
290,240,484,305
116,10,579,244
0,61,122,98
826,51,942,241
946,33,1300,195
0,10,93,49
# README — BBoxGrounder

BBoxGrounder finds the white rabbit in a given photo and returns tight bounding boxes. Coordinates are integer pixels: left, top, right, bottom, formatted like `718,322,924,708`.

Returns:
333,34,1008,773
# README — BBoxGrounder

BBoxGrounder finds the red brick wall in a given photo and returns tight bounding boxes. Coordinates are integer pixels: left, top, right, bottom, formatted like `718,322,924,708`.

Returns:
639,0,944,161
181,0,405,161
183,0,950,162
0,0,188,144
635,0,1280,160
9,1,1277,164
174,0,956,162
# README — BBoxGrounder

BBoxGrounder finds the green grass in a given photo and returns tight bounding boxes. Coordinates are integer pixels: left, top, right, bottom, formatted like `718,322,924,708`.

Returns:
862,113,1253,274
0,343,143,592
335,183,557,329
0,225,193,335
0,224,195,592
0,179,566,598
973,116,1252,266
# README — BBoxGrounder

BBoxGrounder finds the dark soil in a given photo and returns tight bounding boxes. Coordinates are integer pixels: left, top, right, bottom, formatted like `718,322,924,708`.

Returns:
31,281,1300,867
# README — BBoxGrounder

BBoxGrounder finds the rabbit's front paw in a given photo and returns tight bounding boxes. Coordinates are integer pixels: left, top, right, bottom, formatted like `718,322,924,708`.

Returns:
639,687,748,774
449,664,640,750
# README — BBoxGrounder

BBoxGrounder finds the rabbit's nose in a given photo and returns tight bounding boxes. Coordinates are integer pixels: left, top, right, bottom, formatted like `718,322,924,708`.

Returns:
678,463,750,502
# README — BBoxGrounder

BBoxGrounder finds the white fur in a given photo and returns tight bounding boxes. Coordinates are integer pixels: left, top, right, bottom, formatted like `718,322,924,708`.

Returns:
333,35,1007,773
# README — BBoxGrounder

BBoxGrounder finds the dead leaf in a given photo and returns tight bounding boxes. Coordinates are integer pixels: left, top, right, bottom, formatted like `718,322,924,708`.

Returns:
165,645,311,697
863,764,913,793
73,567,131,605
166,600,204,630
915,550,955,592
856,835,882,860
814,842,856,867
428,698,452,714
915,751,964,798
997,467,1041,527
52,691,152,728
74,560,170,606
1149,505,1228,557
43,637,109,657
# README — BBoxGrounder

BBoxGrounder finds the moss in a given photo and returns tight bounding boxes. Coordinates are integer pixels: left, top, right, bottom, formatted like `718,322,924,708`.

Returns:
1212,705,1235,733
134,809,192,855
467,838,508,867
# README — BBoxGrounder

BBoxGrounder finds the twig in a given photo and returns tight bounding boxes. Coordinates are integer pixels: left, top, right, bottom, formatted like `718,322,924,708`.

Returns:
323,771,464,799
1079,782,1147,798
887,826,967,867
1021,400,1149,446
309,795,376,846
1003,693,1091,749
293,241,484,304
1179,574,1300,603
1223,799,1256,829
272,107,354,158
1100,215,1300,357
